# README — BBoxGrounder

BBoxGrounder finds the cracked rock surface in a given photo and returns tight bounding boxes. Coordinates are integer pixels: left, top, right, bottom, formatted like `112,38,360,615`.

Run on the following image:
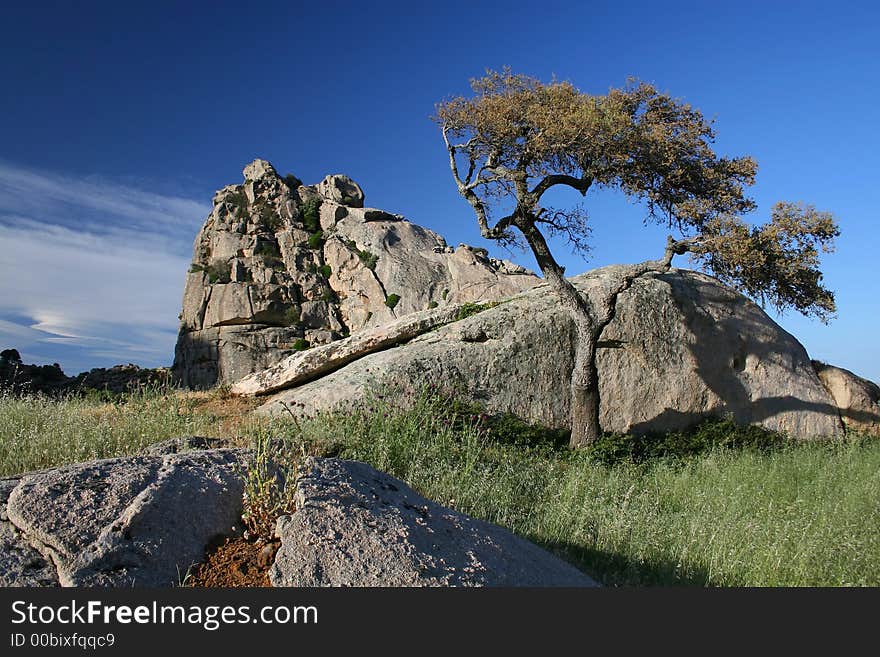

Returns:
270,457,598,587
0,478,58,586
2,449,248,587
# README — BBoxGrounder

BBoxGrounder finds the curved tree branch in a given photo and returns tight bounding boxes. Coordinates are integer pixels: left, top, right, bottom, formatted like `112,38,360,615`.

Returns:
530,174,593,200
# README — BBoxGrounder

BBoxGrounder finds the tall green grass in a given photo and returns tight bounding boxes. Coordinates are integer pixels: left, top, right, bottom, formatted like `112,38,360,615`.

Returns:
270,391,880,587
1,386,877,586
0,386,251,476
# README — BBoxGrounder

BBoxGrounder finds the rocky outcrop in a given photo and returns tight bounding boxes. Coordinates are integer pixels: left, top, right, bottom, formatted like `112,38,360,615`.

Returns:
813,362,880,436
3,449,247,586
172,159,537,389
258,266,845,440
270,457,597,587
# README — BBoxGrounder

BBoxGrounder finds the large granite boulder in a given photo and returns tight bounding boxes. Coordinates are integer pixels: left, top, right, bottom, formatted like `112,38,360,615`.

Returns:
3,449,247,586
173,159,537,388
812,362,880,436
258,266,846,440
2,451,597,587
270,457,597,587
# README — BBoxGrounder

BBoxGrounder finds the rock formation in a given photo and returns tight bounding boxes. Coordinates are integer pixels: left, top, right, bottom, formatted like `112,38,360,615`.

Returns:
173,159,537,388
812,362,880,436
270,457,597,587
1,443,246,586
0,446,595,587
257,266,849,440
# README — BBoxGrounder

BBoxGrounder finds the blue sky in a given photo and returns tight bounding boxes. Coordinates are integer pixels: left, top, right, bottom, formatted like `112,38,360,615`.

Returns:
1,0,877,381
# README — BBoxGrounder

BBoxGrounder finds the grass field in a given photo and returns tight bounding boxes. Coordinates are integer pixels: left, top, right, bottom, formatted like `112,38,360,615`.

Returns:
1,385,877,586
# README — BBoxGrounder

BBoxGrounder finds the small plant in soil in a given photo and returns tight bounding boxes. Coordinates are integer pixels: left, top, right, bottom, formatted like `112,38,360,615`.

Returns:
240,432,300,541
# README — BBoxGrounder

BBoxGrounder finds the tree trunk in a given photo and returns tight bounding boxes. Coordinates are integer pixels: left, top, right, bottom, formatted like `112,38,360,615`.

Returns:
569,320,601,448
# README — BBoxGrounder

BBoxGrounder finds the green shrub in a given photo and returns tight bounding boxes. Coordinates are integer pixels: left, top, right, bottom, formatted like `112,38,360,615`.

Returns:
454,301,494,321
188,263,204,274
428,301,439,309
441,289,449,300
482,413,570,449
240,431,299,540
283,306,301,326
318,264,332,278
586,417,791,466
205,259,231,284
226,190,249,218
385,294,401,310
343,239,378,270
292,338,310,351
257,204,282,231
263,257,286,272
308,231,325,250
359,251,378,270
254,241,281,258
301,198,322,233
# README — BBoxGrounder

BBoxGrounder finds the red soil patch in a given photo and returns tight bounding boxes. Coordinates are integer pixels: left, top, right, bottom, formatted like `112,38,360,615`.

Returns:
187,537,279,587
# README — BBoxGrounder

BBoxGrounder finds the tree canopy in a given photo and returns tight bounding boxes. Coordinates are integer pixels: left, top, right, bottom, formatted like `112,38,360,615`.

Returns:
435,69,838,321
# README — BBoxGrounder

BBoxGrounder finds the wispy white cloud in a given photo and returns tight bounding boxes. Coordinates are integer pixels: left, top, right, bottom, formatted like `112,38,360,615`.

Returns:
0,162,210,373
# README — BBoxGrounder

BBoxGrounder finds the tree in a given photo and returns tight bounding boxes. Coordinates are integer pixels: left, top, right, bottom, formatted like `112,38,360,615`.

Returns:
435,69,839,448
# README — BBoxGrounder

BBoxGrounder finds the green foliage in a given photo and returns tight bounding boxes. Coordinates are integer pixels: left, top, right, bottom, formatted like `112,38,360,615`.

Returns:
263,256,286,273
585,417,790,466
254,241,281,258
384,293,401,310
292,338,310,351
226,190,249,218
341,195,356,205
257,203,282,231
308,231,325,250
318,264,332,278
344,239,378,270
300,198,322,233
255,387,880,586
483,412,570,449
283,306,301,326
205,259,231,284
283,173,303,189
0,384,250,476
188,263,204,274
321,288,339,303
441,289,449,301
240,431,299,540
358,250,378,270
427,301,439,309
436,70,839,320
454,301,495,321
2,387,879,585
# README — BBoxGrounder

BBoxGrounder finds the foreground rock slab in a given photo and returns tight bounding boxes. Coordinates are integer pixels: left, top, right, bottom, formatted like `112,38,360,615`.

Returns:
0,479,58,587
270,457,598,587
4,450,247,586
